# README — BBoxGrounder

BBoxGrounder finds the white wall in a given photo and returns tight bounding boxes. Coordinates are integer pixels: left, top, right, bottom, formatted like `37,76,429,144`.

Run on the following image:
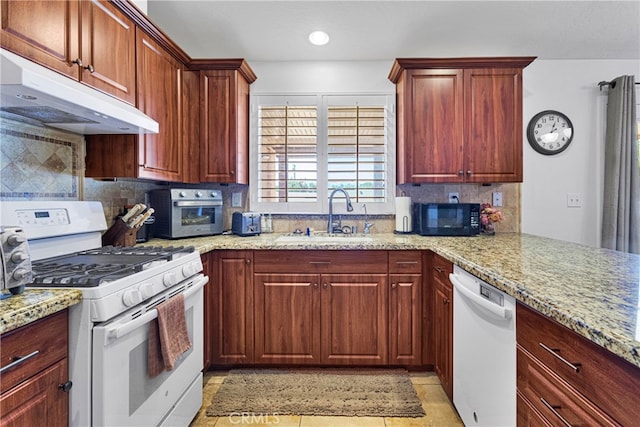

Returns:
250,61,395,94
522,59,639,247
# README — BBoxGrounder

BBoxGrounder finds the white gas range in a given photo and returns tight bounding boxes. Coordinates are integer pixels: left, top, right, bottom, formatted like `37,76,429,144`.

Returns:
1,201,207,427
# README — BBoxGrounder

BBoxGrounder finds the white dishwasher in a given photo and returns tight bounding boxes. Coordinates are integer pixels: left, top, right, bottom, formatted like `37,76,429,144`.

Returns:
449,265,516,427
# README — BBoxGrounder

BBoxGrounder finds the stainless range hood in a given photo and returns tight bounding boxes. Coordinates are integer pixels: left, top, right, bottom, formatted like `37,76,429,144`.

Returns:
0,48,159,135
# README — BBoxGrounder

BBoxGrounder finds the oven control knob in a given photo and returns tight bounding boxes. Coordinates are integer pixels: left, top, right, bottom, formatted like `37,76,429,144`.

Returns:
182,263,197,277
163,272,179,287
12,267,30,281
195,191,203,198
179,191,187,198
11,251,28,263
122,289,142,307
140,283,155,300
7,233,26,246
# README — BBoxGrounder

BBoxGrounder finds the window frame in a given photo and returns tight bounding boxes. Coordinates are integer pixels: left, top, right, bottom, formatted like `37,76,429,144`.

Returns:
249,93,396,215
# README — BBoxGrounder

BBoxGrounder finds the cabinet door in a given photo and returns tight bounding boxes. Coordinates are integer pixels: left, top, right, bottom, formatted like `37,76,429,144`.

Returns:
0,359,69,427
0,0,79,78
200,70,250,183
254,273,321,364
210,251,254,365
434,277,453,401
320,274,388,365
464,67,523,182
79,0,136,104
136,30,184,181
402,69,464,183
389,274,422,365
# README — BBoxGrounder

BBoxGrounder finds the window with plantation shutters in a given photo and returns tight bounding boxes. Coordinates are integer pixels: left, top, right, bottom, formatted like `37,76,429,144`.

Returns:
258,105,318,203
328,106,386,204
250,94,395,214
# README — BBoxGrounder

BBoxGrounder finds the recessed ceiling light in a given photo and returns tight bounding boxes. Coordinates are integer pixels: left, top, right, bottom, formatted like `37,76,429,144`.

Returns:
309,30,330,46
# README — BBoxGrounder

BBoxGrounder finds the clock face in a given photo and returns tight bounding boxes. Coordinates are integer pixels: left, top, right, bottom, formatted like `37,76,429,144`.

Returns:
527,110,574,155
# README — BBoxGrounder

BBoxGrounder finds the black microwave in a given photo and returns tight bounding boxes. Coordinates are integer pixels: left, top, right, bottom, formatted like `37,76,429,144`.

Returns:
414,203,480,236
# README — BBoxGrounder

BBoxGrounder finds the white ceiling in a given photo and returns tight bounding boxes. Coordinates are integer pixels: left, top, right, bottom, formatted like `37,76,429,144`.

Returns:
146,0,640,62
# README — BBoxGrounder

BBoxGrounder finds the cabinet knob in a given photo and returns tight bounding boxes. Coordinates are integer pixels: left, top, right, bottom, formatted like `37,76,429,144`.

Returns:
313,283,318,288
72,58,84,67
444,298,450,304
458,170,464,176
58,381,73,393
323,283,328,288
391,283,397,289
466,170,472,176
85,64,95,73
246,259,251,265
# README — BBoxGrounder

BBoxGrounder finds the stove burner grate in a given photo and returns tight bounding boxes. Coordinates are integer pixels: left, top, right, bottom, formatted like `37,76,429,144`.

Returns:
28,245,195,288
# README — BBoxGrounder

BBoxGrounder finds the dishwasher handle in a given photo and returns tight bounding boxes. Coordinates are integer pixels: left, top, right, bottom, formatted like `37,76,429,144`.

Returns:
450,273,513,320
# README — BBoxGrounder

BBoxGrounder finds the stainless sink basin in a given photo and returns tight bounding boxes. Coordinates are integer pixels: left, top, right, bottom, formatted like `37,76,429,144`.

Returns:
275,234,374,244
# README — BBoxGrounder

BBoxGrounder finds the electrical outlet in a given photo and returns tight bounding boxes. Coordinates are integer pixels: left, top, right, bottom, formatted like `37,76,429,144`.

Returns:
448,192,459,203
232,192,242,207
567,193,582,207
492,192,503,207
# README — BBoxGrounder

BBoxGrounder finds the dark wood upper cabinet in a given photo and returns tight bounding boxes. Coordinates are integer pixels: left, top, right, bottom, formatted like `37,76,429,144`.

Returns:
1,0,136,104
389,57,535,184
197,63,256,184
85,30,184,181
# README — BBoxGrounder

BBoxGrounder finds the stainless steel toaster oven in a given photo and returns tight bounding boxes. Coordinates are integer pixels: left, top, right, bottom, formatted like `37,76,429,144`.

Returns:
148,189,223,239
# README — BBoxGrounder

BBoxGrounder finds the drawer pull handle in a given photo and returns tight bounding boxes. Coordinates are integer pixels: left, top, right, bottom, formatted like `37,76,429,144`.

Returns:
540,398,573,427
539,342,582,373
309,261,331,265
396,261,418,265
0,350,40,374
434,266,444,273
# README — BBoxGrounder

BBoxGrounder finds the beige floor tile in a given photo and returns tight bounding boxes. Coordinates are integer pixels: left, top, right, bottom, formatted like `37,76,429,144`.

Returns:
300,416,385,427
414,385,463,427
409,372,441,385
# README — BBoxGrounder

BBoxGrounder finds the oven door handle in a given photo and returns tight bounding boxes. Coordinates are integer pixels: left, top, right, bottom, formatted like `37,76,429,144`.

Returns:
173,201,222,207
106,276,207,343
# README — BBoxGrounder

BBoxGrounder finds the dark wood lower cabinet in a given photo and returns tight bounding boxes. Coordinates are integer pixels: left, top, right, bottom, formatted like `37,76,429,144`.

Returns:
517,303,640,426
254,273,321,364
431,253,453,401
320,274,388,365
208,251,254,366
207,250,423,368
0,311,70,427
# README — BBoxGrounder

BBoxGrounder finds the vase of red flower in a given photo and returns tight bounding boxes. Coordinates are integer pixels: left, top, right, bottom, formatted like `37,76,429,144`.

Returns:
480,203,503,235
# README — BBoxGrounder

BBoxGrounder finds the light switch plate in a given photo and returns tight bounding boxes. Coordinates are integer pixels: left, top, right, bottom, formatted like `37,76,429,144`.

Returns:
232,192,242,207
492,192,503,207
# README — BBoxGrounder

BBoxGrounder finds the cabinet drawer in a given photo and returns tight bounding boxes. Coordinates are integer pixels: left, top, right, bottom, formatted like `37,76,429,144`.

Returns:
517,303,640,426
253,251,388,274
1,310,68,394
517,346,619,426
388,251,422,273
517,391,553,427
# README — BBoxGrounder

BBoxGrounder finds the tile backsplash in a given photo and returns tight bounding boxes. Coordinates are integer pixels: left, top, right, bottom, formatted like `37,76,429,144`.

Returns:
1,115,520,234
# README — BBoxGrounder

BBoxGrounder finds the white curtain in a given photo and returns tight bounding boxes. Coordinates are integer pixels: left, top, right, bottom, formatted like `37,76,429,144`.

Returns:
601,75,639,254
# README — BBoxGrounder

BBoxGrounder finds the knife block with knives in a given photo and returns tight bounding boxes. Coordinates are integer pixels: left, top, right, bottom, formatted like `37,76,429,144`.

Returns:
102,204,154,247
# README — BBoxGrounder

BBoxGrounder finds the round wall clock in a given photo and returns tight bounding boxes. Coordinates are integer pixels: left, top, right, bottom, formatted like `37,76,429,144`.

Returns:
526,110,574,155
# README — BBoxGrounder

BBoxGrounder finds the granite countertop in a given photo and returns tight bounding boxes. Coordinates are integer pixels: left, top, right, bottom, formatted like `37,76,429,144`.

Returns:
151,232,640,368
0,289,82,334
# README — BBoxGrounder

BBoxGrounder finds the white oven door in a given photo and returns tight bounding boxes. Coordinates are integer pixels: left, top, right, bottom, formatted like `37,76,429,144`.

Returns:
92,275,206,427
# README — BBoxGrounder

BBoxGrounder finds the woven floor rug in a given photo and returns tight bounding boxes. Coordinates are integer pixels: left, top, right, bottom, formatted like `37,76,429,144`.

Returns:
206,368,425,418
